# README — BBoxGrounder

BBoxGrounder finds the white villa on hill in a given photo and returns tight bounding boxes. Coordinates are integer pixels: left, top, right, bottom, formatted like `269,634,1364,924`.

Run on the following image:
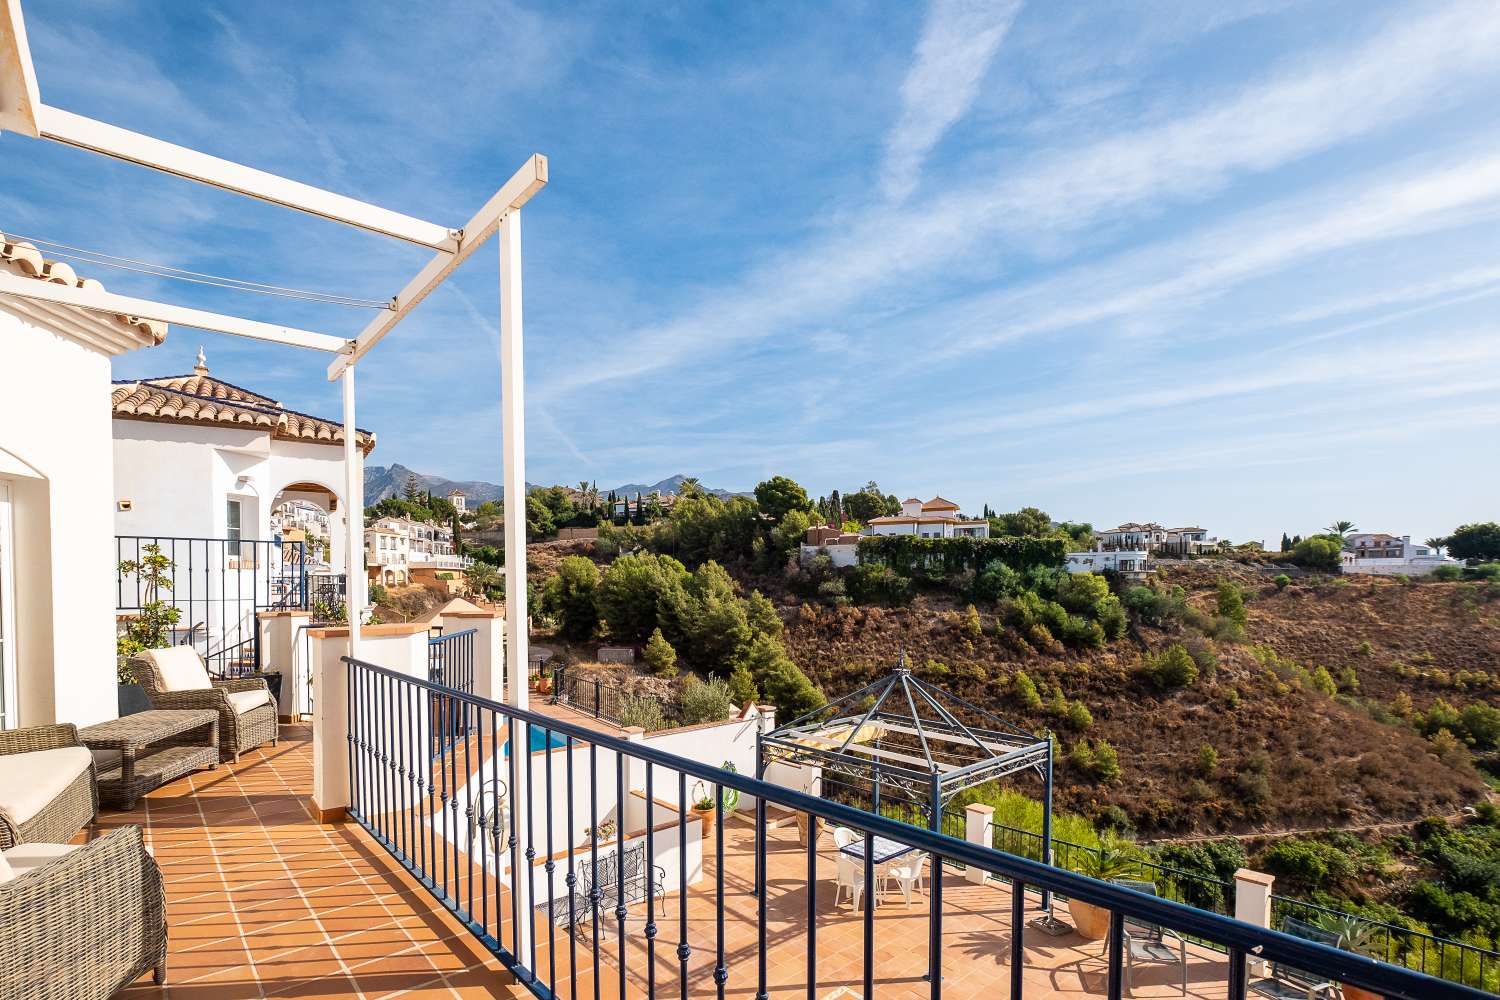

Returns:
1341,534,1459,576
366,515,469,588
1098,521,1220,555
864,496,990,539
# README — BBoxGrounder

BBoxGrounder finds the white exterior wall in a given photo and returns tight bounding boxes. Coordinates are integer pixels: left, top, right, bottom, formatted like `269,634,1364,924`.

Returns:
113,421,358,571
1340,555,1459,577
0,308,127,727
799,543,859,568
1066,550,1149,575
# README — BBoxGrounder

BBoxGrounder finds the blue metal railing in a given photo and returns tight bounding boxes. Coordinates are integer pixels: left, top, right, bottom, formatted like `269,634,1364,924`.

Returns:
344,655,1496,1000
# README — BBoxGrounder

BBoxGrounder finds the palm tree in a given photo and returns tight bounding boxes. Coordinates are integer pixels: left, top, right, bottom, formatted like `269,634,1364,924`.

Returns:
1425,536,1447,554
466,561,501,599
1327,520,1356,537
679,477,704,499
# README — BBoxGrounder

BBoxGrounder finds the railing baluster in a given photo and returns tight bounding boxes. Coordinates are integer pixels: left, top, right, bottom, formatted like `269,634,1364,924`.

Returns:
616,751,626,1000
715,782,726,1000
528,719,537,976
546,726,557,996
678,770,690,1000
489,708,501,944
1010,879,1025,999
509,716,522,961
806,810,816,1000
863,824,875,1000
566,735,578,1000
756,781,768,1000
1106,909,1125,1000
1227,945,1248,1000
465,692,476,921
590,744,601,1000
646,762,657,1000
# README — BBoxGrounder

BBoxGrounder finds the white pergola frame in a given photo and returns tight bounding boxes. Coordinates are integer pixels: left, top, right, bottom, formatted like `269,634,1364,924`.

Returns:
2,0,543,937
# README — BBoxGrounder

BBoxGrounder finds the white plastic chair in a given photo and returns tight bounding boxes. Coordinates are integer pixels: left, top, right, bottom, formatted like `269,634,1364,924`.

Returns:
831,826,856,850
882,851,927,907
834,852,870,911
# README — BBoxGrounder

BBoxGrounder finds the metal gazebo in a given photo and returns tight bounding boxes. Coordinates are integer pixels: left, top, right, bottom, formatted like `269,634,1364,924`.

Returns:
758,654,1057,908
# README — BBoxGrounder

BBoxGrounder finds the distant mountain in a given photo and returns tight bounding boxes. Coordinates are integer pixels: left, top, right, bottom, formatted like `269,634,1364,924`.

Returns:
364,464,517,506
365,466,743,507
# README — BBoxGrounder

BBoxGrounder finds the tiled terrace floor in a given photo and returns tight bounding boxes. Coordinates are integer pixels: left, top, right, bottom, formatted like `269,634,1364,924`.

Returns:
104,723,1233,1000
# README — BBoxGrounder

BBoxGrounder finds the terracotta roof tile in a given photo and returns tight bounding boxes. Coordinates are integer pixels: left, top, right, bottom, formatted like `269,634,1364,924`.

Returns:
0,233,167,345
111,360,375,455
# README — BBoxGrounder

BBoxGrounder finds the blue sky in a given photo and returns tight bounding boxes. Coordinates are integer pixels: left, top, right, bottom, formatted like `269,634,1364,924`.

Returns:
5,0,1500,544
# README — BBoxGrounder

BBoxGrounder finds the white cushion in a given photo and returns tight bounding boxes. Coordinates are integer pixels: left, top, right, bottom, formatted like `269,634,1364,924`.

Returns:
0,746,92,829
0,842,78,882
0,850,10,882
227,688,272,715
145,646,212,691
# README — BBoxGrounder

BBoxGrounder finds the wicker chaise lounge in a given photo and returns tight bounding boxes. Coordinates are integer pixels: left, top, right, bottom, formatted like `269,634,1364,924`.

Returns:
0,724,97,850
0,825,168,997
131,647,278,762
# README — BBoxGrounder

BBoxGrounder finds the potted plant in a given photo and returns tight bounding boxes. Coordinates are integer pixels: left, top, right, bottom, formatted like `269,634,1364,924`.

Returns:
1068,837,1142,940
1313,913,1384,1000
536,671,553,696
583,820,617,844
116,544,181,716
690,765,740,839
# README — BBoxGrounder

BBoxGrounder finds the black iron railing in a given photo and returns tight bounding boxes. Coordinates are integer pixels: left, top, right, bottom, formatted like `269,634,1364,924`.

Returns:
116,535,307,677
549,666,626,725
429,628,476,756
343,655,1494,1000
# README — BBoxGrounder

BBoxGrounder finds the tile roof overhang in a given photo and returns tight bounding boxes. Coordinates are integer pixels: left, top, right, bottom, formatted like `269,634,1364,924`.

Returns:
1,234,167,352
111,371,376,455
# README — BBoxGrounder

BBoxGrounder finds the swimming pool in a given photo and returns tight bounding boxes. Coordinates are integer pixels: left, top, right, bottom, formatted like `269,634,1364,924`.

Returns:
502,728,570,756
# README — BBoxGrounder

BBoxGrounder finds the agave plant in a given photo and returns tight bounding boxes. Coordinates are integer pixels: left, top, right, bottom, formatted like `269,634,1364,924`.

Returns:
1313,912,1378,955
1075,836,1142,881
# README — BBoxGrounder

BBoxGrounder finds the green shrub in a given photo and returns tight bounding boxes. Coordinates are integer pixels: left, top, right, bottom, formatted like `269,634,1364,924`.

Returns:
620,695,666,732
1291,535,1344,571
1432,564,1463,582
679,676,733,725
1071,738,1121,783
1260,838,1356,892
541,555,602,640
1273,573,1291,590
962,603,983,638
1141,644,1198,690
1310,665,1338,697
727,663,758,706
1012,670,1043,710
845,563,914,605
1057,572,1110,613
1065,700,1094,731
1196,744,1218,776
1216,580,1247,628
643,627,678,677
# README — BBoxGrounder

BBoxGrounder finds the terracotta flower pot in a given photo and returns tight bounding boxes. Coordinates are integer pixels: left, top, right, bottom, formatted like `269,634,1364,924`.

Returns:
692,804,716,839
1342,986,1384,1000
1068,899,1113,940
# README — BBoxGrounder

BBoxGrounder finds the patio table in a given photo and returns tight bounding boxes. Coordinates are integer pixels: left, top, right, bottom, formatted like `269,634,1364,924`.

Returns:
80,709,219,809
839,835,915,866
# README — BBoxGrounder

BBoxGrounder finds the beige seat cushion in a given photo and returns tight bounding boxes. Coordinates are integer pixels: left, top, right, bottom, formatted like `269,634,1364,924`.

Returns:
0,746,92,829
0,842,78,882
227,689,272,715
145,646,213,691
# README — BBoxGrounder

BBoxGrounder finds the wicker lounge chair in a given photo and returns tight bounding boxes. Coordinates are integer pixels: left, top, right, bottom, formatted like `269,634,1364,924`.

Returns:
0,724,97,850
131,647,278,762
0,824,167,998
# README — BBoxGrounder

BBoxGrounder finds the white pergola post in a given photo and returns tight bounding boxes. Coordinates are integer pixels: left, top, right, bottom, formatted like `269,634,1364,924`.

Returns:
341,364,363,657
499,207,532,951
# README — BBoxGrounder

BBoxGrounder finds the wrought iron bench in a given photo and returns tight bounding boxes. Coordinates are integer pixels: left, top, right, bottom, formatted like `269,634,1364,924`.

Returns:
538,839,667,936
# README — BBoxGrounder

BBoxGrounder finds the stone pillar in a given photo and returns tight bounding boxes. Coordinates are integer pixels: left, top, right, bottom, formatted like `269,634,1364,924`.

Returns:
1234,868,1276,975
621,727,648,832
442,609,505,703
309,622,431,824
965,803,994,885
257,610,312,720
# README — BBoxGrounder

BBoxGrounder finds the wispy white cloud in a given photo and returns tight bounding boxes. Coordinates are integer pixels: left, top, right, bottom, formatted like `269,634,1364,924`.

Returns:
880,0,1022,203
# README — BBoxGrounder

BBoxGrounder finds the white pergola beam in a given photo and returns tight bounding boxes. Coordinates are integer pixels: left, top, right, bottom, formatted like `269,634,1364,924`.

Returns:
32,106,460,252
326,154,547,381
0,270,348,352
0,0,39,136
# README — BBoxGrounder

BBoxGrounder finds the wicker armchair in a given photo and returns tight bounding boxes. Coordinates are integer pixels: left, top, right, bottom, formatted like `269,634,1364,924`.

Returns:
0,825,167,997
0,724,97,850
131,648,278,763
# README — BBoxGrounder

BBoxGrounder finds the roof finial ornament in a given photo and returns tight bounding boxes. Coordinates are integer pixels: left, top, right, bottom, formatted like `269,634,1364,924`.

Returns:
193,346,209,375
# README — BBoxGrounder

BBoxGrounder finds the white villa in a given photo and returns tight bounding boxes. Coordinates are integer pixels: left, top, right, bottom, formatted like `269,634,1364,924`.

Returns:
1065,549,1150,580
446,489,467,514
366,514,469,587
1098,521,1220,556
864,496,990,539
112,348,374,573
1341,534,1459,577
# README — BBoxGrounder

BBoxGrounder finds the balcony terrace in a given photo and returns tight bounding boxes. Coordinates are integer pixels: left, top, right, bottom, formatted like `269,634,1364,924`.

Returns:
106,722,1241,1000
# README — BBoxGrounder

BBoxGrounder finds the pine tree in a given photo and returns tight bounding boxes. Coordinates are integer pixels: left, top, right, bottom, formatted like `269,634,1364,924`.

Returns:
1280,532,1292,552
402,474,421,503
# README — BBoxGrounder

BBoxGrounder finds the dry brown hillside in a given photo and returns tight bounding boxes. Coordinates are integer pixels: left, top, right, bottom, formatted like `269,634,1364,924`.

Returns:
780,566,1496,837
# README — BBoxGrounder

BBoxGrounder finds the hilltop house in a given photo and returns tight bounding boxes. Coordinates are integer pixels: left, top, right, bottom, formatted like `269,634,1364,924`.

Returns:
446,489,467,514
1066,549,1150,580
366,514,469,588
864,496,990,539
1,236,167,727
1341,534,1459,576
1098,521,1221,555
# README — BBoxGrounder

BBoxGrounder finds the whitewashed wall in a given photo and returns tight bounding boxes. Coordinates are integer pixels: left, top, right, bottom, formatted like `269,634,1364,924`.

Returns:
0,308,134,727
799,543,858,568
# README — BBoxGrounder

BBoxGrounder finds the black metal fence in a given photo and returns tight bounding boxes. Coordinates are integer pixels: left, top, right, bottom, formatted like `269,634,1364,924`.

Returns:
429,628,476,757
344,654,1493,1000
116,535,307,677
550,666,627,725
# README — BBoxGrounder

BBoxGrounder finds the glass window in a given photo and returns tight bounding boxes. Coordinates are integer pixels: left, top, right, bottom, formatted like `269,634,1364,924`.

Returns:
226,498,242,556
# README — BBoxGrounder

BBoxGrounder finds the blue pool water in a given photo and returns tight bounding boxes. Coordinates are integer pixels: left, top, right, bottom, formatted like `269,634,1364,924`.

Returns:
502,728,570,757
